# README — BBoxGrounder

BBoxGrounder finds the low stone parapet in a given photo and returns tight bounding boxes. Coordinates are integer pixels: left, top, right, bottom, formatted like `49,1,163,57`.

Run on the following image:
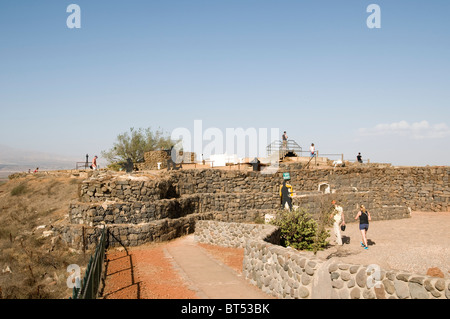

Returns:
327,263,450,299
194,220,450,299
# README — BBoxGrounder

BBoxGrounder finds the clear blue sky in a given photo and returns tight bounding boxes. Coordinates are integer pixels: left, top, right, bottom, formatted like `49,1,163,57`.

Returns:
1,0,449,166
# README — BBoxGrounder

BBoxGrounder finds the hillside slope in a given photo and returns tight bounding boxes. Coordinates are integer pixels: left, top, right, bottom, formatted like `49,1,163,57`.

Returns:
0,172,91,299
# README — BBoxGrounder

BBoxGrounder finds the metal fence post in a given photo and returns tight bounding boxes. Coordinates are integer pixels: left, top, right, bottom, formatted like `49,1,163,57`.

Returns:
71,227,107,299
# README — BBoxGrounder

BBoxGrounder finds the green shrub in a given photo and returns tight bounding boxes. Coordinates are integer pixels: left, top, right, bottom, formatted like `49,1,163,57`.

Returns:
270,208,329,252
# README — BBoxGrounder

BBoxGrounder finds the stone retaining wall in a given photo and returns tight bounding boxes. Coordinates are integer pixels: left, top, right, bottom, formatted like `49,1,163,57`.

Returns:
77,166,449,214
61,165,448,249
293,191,411,221
173,166,449,212
105,212,208,247
134,150,197,171
141,150,170,170
78,175,176,203
57,212,213,250
291,166,449,212
69,195,201,226
194,220,280,248
243,239,323,299
195,220,450,299
70,193,277,227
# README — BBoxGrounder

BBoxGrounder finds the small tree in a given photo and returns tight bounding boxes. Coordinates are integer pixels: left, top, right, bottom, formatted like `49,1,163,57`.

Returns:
101,127,176,164
270,208,329,252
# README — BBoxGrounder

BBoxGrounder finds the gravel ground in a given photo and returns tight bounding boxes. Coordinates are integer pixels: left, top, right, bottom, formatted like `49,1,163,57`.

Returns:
102,211,449,299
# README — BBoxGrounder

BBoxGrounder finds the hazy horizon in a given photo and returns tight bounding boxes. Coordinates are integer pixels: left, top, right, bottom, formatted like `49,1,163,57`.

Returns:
0,142,448,173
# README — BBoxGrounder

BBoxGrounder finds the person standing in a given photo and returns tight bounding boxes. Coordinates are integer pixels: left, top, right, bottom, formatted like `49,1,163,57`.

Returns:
310,143,315,157
330,200,345,246
280,180,293,211
357,152,363,163
91,155,98,170
282,131,288,150
355,205,371,250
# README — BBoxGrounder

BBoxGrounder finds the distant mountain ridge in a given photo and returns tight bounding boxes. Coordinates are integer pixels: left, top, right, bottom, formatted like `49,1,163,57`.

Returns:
0,144,79,172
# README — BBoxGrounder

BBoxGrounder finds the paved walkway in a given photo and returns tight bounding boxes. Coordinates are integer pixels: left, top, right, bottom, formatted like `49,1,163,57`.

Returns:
163,235,274,299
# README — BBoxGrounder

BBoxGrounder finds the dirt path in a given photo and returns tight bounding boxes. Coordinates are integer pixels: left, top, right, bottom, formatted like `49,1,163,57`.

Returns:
102,240,199,299
102,236,271,299
102,211,449,299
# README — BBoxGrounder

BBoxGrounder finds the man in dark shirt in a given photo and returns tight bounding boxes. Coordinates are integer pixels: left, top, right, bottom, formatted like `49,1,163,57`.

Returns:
357,152,363,163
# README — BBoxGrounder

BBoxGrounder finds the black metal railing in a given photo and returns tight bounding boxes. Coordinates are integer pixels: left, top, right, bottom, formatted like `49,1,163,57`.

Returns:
72,227,107,299
75,162,90,169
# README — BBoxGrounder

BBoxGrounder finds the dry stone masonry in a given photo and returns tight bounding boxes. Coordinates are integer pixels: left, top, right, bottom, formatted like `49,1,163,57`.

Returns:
59,165,448,249
135,150,197,171
195,220,280,248
327,263,450,299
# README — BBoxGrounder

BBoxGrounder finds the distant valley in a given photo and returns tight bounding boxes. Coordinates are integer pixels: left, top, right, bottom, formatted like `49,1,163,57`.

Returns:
0,144,80,179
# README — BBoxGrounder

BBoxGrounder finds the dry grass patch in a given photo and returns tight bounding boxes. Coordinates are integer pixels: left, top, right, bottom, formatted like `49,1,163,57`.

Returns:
0,174,92,299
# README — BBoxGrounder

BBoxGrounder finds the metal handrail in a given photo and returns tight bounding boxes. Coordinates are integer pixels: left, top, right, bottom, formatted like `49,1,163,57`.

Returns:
72,227,107,299
267,139,302,158
75,162,90,170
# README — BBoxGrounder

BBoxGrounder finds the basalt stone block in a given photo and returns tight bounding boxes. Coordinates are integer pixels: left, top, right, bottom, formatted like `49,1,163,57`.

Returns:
363,289,376,299
350,287,360,299
341,271,351,281
383,279,395,295
356,268,367,288
330,272,340,280
394,280,410,299
435,279,445,291
409,282,429,299
396,273,411,282
295,286,310,299
332,279,344,289
349,265,360,274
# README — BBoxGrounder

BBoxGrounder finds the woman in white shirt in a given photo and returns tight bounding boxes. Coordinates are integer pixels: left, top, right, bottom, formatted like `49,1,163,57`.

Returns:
330,200,345,245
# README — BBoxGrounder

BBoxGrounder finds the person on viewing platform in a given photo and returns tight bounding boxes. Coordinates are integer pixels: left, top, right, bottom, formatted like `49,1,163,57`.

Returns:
310,143,315,157
282,131,288,149
357,152,363,163
90,155,98,170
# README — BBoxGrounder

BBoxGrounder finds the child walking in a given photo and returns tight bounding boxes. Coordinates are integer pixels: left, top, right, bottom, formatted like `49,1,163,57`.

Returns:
355,205,371,250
